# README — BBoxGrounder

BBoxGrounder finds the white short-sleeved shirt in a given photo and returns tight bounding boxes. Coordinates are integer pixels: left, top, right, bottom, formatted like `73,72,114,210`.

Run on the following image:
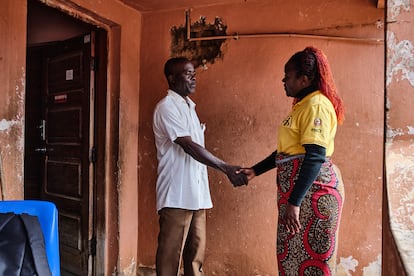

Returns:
153,90,212,212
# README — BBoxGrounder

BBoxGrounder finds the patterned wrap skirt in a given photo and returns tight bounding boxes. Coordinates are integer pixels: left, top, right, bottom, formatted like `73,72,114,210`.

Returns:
275,153,344,276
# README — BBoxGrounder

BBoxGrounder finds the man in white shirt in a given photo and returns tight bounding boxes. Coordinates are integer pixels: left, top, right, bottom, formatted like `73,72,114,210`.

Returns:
153,57,247,276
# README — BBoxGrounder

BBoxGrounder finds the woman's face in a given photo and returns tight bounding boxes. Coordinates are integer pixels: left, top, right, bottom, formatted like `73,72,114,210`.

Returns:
282,62,305,98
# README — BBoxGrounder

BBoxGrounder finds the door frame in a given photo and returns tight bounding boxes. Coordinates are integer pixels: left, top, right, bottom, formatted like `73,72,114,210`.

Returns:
26,1,121,274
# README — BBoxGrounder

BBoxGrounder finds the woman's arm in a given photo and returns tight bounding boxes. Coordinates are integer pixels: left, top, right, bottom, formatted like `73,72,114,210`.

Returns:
288,144,326,206
251,150,278,176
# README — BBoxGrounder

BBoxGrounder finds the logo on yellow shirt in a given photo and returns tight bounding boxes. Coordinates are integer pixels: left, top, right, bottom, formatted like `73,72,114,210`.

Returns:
314,118,322,127
282,116,292,127
311,118,322,133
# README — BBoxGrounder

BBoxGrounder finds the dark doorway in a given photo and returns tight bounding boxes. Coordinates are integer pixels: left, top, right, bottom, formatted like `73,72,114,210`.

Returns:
25,1,107,275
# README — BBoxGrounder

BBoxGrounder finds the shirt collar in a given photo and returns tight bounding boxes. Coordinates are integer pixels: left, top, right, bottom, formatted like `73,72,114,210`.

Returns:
293,90,321,109
295,85,319,102
167,89,196,108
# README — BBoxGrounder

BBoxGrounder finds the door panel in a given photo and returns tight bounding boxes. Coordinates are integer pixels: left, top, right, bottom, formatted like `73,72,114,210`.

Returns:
26,33,95,276
45,34,93,275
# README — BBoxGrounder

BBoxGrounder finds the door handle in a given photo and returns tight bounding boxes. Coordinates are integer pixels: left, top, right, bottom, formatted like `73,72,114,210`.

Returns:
35,147,47,153
37,120,46,141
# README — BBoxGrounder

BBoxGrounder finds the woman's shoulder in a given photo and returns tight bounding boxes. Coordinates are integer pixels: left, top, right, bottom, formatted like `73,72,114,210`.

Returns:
307,91,333,107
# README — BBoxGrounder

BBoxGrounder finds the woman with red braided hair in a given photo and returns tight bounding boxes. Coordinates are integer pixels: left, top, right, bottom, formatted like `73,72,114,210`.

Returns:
240,47,345,275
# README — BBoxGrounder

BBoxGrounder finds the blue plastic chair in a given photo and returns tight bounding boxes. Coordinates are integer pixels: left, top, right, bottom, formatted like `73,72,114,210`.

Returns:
0,200,60,276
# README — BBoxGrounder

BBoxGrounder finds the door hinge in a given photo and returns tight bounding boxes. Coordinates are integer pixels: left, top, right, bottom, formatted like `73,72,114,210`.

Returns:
89,237,97,257
90,146,97,163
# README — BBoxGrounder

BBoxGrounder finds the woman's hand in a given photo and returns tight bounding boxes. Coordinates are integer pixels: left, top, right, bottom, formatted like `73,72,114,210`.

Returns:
237,168,256,181
284,203,301,234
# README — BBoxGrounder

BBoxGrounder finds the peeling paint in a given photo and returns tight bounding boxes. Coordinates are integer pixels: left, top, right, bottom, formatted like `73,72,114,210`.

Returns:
389,226,414,276
387,126,408,139
337,256,359,275
386,31,414,87
384,0,414,275
338,255,381,275
362,255,381,275
0,119,19,132
17,67,26,105
388,0,411,21
120,258,136,276
171,16,227,69
386,141,414,275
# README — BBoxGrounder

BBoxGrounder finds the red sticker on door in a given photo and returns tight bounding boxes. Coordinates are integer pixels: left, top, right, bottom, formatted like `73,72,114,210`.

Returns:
54,94,67,103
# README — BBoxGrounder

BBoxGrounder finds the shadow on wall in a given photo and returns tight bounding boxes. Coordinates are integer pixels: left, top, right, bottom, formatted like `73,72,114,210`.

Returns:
171,16,227,69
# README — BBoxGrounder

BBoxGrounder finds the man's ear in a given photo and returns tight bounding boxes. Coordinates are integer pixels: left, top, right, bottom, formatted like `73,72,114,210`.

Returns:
167,74,175,84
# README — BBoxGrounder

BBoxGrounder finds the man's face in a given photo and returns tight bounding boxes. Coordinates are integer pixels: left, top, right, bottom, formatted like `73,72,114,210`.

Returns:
171,62,196,97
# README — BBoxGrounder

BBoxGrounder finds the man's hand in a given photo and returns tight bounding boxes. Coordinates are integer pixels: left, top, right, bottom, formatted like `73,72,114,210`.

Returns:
223,165,248,187
174,137,248,186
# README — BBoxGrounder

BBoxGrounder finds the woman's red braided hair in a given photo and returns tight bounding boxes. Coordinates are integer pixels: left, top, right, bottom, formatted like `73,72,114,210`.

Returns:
291,47,345,124
310,47,345,124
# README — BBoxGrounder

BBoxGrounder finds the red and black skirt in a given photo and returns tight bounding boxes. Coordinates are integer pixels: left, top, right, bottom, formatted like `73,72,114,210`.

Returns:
275,154,344,276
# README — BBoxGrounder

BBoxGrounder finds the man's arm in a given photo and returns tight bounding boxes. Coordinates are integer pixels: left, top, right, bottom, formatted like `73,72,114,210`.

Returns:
174,136,248,186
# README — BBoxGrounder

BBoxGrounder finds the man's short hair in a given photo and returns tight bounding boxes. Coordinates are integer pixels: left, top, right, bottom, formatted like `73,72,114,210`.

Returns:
164,57,190,79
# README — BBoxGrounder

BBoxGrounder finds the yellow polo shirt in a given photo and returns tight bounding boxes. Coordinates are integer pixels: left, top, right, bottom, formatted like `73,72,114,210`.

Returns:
277,91,337,156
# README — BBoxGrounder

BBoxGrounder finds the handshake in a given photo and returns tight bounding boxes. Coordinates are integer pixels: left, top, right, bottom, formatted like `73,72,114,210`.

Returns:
222,164,256,187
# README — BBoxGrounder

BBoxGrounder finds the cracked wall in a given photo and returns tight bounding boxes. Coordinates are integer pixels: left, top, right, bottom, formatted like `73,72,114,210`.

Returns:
385,0,414,274
170,16,227,69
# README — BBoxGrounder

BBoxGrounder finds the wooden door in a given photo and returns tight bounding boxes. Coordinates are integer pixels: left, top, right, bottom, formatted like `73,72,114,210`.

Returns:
27,33,96,275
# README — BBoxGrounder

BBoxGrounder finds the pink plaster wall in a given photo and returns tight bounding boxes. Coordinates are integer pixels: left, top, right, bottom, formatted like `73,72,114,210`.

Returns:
385,0,414,274
0,0,27,200
2,0,402,274
138,1,384,274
